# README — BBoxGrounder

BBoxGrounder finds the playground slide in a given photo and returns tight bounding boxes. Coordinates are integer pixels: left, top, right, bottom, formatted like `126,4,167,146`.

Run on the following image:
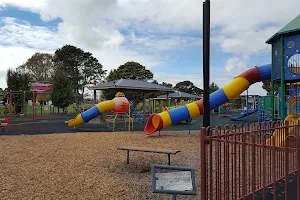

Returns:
67,100,114,127
144,64,271,135
229,108,258,121
266,115,299,147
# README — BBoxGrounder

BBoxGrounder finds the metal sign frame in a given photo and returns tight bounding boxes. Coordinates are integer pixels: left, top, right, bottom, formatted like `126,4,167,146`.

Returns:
151,164,196,196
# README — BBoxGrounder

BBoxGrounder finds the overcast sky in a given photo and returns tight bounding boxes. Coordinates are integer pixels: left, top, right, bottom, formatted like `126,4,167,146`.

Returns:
0,0,299,95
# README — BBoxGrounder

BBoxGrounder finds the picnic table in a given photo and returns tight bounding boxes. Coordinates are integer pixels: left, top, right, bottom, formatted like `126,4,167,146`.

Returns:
117,146,181,165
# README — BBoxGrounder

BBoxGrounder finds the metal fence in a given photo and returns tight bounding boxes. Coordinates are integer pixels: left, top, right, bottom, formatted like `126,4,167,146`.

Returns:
200,120,300,200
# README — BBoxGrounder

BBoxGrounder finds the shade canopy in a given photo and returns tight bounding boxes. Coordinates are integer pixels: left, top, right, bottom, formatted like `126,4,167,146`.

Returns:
157,91,202,99
88,79,175,92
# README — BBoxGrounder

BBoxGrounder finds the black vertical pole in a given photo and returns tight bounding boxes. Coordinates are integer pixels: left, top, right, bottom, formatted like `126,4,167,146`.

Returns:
94,90,97,104
93,80,97,104
203,0,210,128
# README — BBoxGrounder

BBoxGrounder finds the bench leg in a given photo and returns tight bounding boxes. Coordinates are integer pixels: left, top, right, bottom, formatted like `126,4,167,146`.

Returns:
127,150,130,164
168,154,171,165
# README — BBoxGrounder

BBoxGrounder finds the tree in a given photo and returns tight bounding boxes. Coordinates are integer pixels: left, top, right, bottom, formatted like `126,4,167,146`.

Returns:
103,61,154,102
106,61,153,81
6,68,31,113
144,80,173,99
0,88,8,106
6,68,31,91
174,81,203,95
262,80,280,95
54,44,106,96
161,82,172,88
152,80,159,84
17,53,56,81
81,52,106,96
54,45,83,91
209,82,219,93
229,95,243,109
51,69,74,112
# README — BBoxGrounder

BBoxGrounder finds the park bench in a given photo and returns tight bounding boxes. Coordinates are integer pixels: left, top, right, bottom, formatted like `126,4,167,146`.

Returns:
116,146,181,165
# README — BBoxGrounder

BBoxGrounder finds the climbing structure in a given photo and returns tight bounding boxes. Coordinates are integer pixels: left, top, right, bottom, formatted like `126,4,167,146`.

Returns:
266,14,300,120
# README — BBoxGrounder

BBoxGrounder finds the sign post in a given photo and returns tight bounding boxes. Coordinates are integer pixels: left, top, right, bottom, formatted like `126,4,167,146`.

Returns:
151,164,196,199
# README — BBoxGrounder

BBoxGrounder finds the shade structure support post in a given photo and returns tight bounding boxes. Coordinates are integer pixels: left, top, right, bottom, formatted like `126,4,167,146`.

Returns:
167,92,170,107
94,90,97,104
143,91,146,119
9,90,12,120
32,91,35,120
93,80,97,104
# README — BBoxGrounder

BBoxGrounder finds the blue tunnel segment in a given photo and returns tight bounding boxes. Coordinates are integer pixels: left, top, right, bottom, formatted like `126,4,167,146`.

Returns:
81,106,101,123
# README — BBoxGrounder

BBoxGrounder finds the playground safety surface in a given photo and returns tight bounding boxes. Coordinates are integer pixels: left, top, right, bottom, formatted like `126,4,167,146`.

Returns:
1,130,202,200
1,113,297,199
0,111,259,135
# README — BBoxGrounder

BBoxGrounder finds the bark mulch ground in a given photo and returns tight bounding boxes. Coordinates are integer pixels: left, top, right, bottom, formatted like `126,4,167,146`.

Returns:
1,131,200,200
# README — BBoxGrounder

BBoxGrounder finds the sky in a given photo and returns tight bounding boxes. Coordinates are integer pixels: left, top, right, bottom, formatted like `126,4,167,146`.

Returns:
0,0,299,96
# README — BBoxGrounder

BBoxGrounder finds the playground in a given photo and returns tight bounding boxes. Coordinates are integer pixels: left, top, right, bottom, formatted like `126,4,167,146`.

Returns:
1,3,300,199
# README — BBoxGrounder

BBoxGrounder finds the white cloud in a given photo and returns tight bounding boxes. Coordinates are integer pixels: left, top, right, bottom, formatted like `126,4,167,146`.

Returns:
0,17,62,50
0,46,40,89
0,0,299,95
0,0,46,12
224,57,247,73
1,0,299,35
0,17,162,89
128,32,201,52
219,26,278,56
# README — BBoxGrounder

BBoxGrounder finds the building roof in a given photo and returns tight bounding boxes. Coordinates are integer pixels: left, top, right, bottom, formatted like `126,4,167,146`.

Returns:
88,79,175,92
157,91,202,99
266,14,300,44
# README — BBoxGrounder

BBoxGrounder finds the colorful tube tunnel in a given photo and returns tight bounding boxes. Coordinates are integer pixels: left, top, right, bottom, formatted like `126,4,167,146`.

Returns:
144,64,272,135
68,100,115,127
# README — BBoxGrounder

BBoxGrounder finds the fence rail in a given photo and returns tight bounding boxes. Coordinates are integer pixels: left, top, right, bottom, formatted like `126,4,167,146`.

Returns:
200,120,300,200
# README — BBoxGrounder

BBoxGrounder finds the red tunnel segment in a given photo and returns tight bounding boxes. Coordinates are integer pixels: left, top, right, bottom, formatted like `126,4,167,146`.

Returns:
195,99,204,114
144,114,163,135
237,67,261,84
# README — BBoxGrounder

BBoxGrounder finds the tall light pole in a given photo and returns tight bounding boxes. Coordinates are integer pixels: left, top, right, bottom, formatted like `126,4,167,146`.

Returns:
203,0,210,128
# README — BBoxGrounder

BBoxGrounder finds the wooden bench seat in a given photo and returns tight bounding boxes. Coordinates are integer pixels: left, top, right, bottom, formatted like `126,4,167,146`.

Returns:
117,146,181,165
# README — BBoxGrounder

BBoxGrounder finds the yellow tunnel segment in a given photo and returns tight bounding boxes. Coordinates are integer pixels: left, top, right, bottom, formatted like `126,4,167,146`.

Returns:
68,114,85,127
96,100,115,113
223,76,250,101
159,111,172,128
186,102,201,118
